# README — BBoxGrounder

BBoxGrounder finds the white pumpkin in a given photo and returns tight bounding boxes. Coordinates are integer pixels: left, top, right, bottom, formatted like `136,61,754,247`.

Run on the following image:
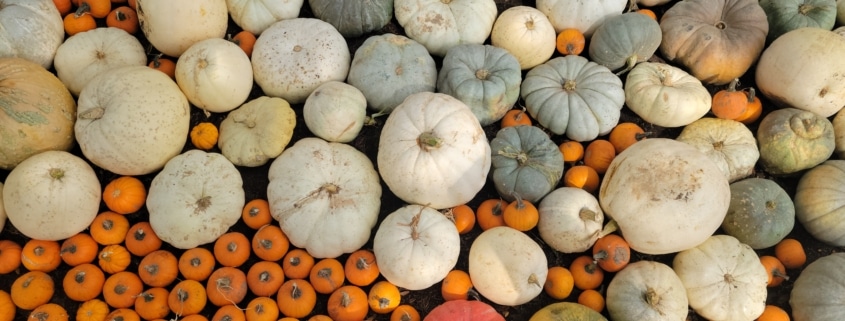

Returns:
252,18,350,104
625,62,712,128
226,0,303,35
833,107,845,158
675,117,760,182
136,0,229,57
673,235,768,321
377,92,491,210
490,6,557,70
469,226,548,306
3,151,101,241
175,38,253,113
374,204,459,290
302,81,367,143
599,138,731,255
0,0,64,69
218,96,296,167
0,183,4,234
393,0,497,56
538,187,605,253
606,261,689,321
268,137,382,259
147,150,244,249
536,0,627,36
54,27,147,96
75,66,191,176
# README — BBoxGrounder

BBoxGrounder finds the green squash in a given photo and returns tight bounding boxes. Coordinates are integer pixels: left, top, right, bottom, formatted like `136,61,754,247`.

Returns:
722,178,795,249
436,44,522,126
794,160,845,246
530,302,608,321
759,0,837,43
757,107,835,175
588,12,662,73
308,0,394,38
491,125,564,203
790,252,845,320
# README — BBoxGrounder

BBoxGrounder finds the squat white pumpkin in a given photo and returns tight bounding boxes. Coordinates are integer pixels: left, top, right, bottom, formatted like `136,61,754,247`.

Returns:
175,38,253,113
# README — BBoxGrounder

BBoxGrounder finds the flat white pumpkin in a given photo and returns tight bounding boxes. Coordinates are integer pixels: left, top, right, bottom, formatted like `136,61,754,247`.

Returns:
175,38,253,113
469,226,548,306
268,137,382,259
625,62,712,128
226,0,303,35
218,96,296,167
536,0,627,36
606,260,689,321
136,0,229,57
0,0,64,69
393,0,497,56
54,27,147,96
538,187,605,253
676,117,760,182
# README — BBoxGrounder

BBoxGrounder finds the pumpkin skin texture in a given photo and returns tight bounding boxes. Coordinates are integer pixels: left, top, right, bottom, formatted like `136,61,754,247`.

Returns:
529,302,608,321
490,125,564,203
437,44,522,126
424,300,504,321
490,6,557,70
521,55,625,141
268,137,381,259
136,0,228,57
538,187,604,254
675,117,760,182
794,160,845,246
756,107,834,175
469,226,548,306
606,261,688,321
0,57,76,170
0,183,5,234
175,38,253,113
53,27,147,96
760,0,837,43
227,0,303,35
0,0,64,69
833,107,845,158
599,138,730,255
536,0,627,36
624,62,712,128
302,81,367,143
790,252,845,320
394,0,497,57
723,178,795,249
588,12,662,72
218,96,296,167
309,0,392,38
659,0,769,85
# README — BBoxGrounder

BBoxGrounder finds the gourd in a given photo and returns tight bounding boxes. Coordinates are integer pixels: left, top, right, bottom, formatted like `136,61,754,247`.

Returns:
756,107,834,175
469,226,547,306
74,66,190,176
347,33,436,115
490,6,557,70
53,27,147,96
538,187,605,253
147,150,244,249
253,18,350,104
394,0,497,56
536,0,627,36
599,138,730,255
175,38,253,113
136,0,228,57
0,57,76,170
793,160,845,246
424,300,504,321
218,96,296,167
760,0,837,43
790,252,845,320
606,261,689,321
520,55,625,141
673,235,768,321
529,302,608,321
675,117,759,182
490,125,563,203
436,44,522,126
588,12,662,73
308,0,392,38
756,28,845,117
268,137,382,259
302,81,367,143
373,205,459,291
722,178,795,249
378,92,491,210
0,0,64,69
624,62,712,128
226,0,303,35
659,0,769,85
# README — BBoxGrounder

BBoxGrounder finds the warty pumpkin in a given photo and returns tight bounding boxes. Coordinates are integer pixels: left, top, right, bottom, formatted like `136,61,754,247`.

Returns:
756,107,834,175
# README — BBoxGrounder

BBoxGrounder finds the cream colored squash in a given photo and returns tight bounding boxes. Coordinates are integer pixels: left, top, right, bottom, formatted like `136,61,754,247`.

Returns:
54,27,147,96
536,0,627,36
394,0,497,56
0,0,64,69
75,66,191,176
469,226,548,306
175,38,253,113
675,117,759,182
0,183,4,234
538,187,605,253
625,62,712,128
3,151,101,241
606,261,689,321
218,96,296,167
226,0,303,35
490,6,557,70
833,107,845,158
302,81,367,143
839,0,845,25
147,150,244,249
136,0,229,57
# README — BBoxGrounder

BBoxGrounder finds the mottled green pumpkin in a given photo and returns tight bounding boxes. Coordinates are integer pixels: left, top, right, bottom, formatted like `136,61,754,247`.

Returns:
530,302,608,321
588,12,662,73
759,0,837,43
491,125,564,203
794,160,845,246
722,178,795,249
308,0,393,38
757,107,835,175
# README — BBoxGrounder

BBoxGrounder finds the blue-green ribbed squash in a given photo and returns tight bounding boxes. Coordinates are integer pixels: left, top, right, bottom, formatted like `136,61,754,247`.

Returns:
490,125,564,203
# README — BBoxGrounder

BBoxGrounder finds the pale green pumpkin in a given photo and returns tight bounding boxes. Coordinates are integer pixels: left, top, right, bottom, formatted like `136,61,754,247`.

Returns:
588,12,662,73
722,178,795,249
794,160,845,246
757,107,834,175
490,125,564,203
308,0,393,38
790,252,845,320
760,0,837,42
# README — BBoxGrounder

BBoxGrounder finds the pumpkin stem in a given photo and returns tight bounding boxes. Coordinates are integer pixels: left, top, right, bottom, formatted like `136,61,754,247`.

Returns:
746,87,756,103
798,3,815,15
74,270,87,284
115,9,127,22
714,20,727,30
78,107,106,120
194,195,212,213
598,219,619,238
475,69,490,80
644,288,662,310
49,168,65,180
340,291,352,307
527,273,542,288
291,282,302,299
562,79,577,92
614,55,639,76
726,78,739,92
417,132,442,151
74,2,91,18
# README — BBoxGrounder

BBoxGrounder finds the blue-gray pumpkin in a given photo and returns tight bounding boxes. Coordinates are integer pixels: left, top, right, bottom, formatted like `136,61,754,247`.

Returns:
491,125,564,203
308,0,394,38
722,178,795,249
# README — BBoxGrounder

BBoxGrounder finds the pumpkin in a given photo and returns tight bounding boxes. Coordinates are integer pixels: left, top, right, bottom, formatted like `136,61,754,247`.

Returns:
64,11,97,36
756,107,834,175
606,261,688,321
0,240,17,274
138,250,179,288
490,6,557,70
538,187,605,253
436,44,522,126
105,6,139,34
790,252,845,320
63,263,105,302
760,0,837,43
536,0,626,36
302,81,368,143
136,0,228,57
268,137,382,259
53,27,147,96
793,160,845,246
722,178,795,249
624,62,712,128
599,138,730,255
0,0,64,69
658,0,769,85
588,12,662,73
755,27,845,117
469,226,547,306
147,150,244,249
347,33,437,115
373,205,460,291
529,302,607,321
308,0,391,37
4,150,100,241
0,183,4,234
75,65,190,175
520,55,625,141
175,38,253,113
490,125,564,203
277,279,317,319
227,0,302,35
673,235,768,321
424,300,504,321
377,92,491,210
28,303,68,321
218,96,296,167
393,0,497,56
252,18,350,104
10,271,54,310
0,290,13,321
675,117,760,182
833,107,845,158
0,57,76,170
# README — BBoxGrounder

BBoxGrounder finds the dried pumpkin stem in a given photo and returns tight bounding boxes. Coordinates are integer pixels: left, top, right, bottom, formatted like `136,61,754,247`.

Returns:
418,132,442,150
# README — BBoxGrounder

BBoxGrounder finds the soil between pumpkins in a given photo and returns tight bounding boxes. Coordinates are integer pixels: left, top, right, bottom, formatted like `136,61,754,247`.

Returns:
0,0,841,320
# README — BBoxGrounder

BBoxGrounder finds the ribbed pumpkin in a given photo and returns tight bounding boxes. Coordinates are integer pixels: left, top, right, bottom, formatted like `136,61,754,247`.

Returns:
759,0,837,43
605,261,689,321
790,252,845,320
588,12,662,73
675,117,759,182
490,125,564,203
308,0,393,38
722,178,795,249
624,62,711,128
794,160,845,246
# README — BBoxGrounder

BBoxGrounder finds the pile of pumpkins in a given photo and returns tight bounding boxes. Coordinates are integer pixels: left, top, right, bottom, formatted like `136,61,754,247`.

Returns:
3,0,845,320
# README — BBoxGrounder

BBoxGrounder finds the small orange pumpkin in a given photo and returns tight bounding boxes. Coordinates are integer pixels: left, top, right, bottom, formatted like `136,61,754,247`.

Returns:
344,249,379,287
105,6,138,34
310,258,345,294
90,211,130,245
10,271,54,310
98,244,132,274
500,108,532,128
0,240,22,274
28,303,69,321
368,280,401,314
102,176,147,215
544,266,575,300
578,289,605,313
441,269,473,301
191,122,219,150
445,204,476,234
213,232,251,268
503,196,539,232
230,31,256,58
76,0,111,18
282,249,315,280
179,247,216,282
276,279,317,319
76,299,110,321
327,285,369,321
138,250,179,287
251,224,289,262
124,221,162,257
608,122,647,154
206,266,248,307
211,305,246,321
563,165,601,193
244,296,279,321
103,271,144,309
53,0,73,16
556,28,586,56
390,305,421,321
60,233,99,267
148,54,176,80
592,234,631,273
570,255,604,291
241,198,273,230
63,11,96,36
246,261,285,297
168,279,207,316
134,287,170,321
63,263,106,302
105,308,140,321
558,140,585,165
0,290,14,321
760,255,789,287
775,238,807,269
475,198,508,231
21,239,61,273
583,139,616,174
712,78,751,120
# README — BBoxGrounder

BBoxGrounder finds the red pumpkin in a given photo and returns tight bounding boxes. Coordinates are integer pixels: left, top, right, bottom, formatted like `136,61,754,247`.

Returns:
423,300,505,321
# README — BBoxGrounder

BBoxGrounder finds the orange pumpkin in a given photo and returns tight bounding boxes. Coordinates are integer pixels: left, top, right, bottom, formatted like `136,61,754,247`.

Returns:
563,165,601,193
138,250,179,287
475,198,508,231
103,271,144,309
21,239,61,272
102,176,146,214
134,287,170,321
168,279,207,316
90,211,130,245
190,122,219,150
500,108,532,128
63,263,106,302
583,139,616,174
28,303,69,321
556,28,586,56
206,266,248,307
244,296,279,321
230,31,256,58
63,12,96,36
310,258,346,295
76,0,111,18
211,305,246,321
544,266,575,300
592,234,631,272
105,6,138,34
246,261,285,297
558,140,585,165
344,249,379,287
60,233,99,267
446,204,476,234
98,244,132,274
251,224,289,262
179,247,216,282
10,271,54,310
608,122,647,154
213,232,251,268
503,197,539,232
276,279,317,319
282,249,315,280
368,280,401,314
570,255,604,291
711,78,751,120
148,55,176,80
241,198,273,230
53,0,73,16
775,238,806,269
327,285,369,321
0,290,14,321
124,221,162,257
105,308,140,321
441,269,473,301
76,299,110,321
390,305,421,321
760,255,789,287
578,289,605,313
0,240,22,274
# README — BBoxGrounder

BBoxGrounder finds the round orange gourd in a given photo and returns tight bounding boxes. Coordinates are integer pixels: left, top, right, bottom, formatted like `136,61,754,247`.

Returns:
636,8,658,20
503,197,539,232
103,176,146,215
63,12,97,36
124,222,161,257
105,6,138,34
563,165,600,193
760,255,789,287
63,263,106,302
77,299,110,321
390,305,420,321
190,122,219,151
608,122,647,154
214,232,251,268
179,247,216,282
570,255,604,290
757,305,790,321
138,250,179,287
212,305,246,321
592,234,631,272
231,31,256,58
327,285,369,321
103,271,143,309
543,266,574,300
583,139,616,174
148,55,176,80
98,244,131,274
21,239,61,273
206,267,248,307
369,281,401,314
60,233,99,267
711,78,750,120
10,271,54,310
28,303,69,321
168,279,207,316
556,28,586,56
251,224,289,262
733,88,763,124
559,140,585,164
245,296,279,321
246,261,285,297
76,0,111,18
0,290,14,321
277,279,317,319
775,238,806,269
105,308,140,321
578,289,605,313
441,270,473,301
90,211,130,245
310,258,345,294
500,108,532,128
241,199,273,230
134,287,171,321
53,0,73,15
447,204,476,234
283,249,315,280
476,198,508,231
0,240,22,274
344,249,379,287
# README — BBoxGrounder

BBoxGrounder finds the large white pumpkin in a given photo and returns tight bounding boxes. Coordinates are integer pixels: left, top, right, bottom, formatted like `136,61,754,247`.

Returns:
136,0,229,57
536,0,627,36
0,0,64,69
393,0,497,56
226,0,303,35
377,92,491,210
54,27,147,96
469,226,548,306
490,6,557,70
3,151,101,241
175,38,253,113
